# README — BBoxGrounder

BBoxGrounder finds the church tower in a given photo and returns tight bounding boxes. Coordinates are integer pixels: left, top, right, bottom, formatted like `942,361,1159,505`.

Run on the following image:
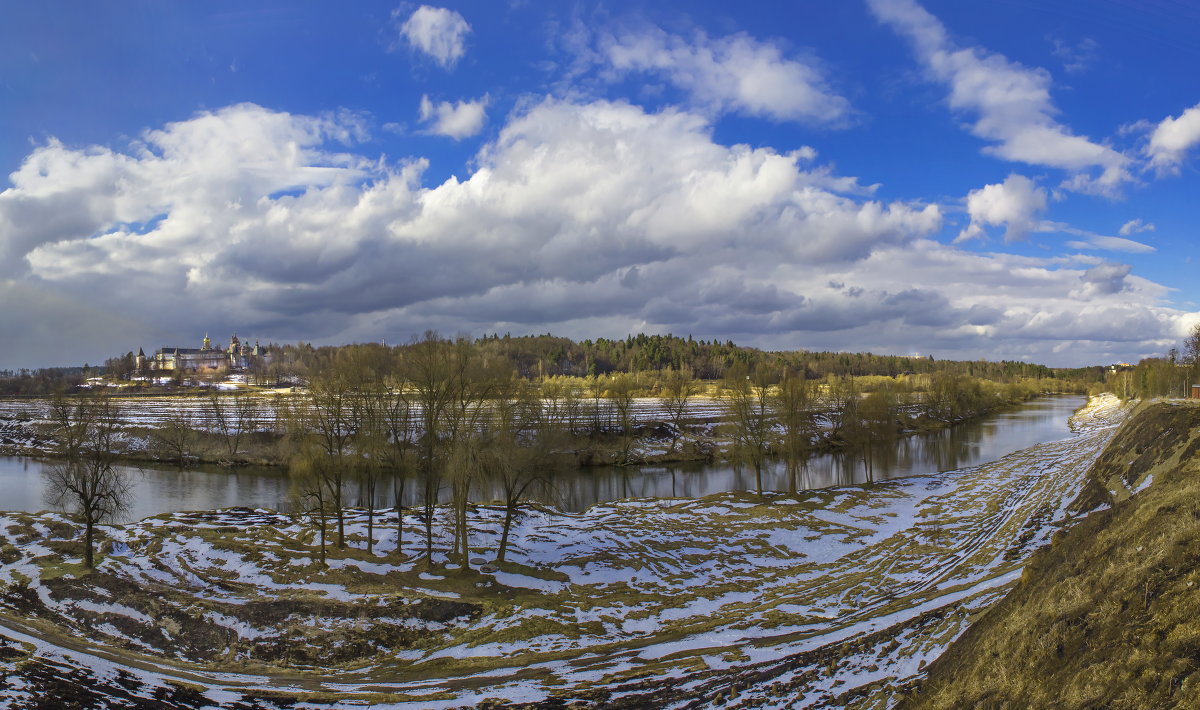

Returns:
203,333,212,350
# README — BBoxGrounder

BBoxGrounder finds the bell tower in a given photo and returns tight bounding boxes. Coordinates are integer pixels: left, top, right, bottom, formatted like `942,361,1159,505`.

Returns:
203,333,212,350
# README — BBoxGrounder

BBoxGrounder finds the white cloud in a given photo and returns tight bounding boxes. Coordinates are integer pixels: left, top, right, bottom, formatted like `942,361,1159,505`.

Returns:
599,26,850,124
395,5,470,69
0,103,368,279
418,94,488,139
0,100,1191,369
868,0,1130,195
1063,235,1155,254
957,174,1047,242
1042,221,1155,254
1118,218,1155,236
1146,102,1200,173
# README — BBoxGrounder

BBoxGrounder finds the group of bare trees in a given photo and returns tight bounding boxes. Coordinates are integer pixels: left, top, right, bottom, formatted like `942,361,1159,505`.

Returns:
722,364,820,496
150,390,263,466
280,333,565,569
719,366,1056,491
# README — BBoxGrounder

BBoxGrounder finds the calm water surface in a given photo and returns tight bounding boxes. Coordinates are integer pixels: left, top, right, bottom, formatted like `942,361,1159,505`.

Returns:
0,396,1085,520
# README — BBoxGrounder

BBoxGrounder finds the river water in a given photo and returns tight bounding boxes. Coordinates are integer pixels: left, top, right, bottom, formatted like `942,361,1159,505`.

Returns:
0,395,1084,521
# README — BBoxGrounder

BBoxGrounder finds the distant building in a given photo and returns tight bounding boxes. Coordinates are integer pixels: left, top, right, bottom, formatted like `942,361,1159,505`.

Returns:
1107,362,1134,375
1191,384,1200,400
142,333,268,374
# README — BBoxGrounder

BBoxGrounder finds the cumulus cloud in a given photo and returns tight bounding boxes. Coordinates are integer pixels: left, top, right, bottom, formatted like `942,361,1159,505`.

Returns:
598,26,850,124
1146,102,1200,173
0,103,368,280
1119,218,1155,236
418,94,488,139
394,5,470,69
868,0,1130,195
1072,261,1133,299
0,100,1192,369
957,174,1046,242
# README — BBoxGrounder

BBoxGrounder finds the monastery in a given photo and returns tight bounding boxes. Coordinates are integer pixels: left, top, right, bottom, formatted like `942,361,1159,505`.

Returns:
137,334,267,374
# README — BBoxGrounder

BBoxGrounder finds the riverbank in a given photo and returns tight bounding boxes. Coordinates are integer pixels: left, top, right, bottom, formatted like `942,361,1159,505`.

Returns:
901,398,1200,709
0,394,1127,708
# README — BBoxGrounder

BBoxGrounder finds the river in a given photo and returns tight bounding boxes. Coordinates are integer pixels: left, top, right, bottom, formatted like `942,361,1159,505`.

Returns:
0,395,1085,521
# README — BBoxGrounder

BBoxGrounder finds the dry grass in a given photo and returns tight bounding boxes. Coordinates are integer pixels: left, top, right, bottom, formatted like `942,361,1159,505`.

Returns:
904,401,1200,710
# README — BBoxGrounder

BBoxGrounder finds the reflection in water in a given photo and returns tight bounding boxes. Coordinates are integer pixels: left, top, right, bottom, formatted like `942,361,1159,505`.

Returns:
0,396,1085,520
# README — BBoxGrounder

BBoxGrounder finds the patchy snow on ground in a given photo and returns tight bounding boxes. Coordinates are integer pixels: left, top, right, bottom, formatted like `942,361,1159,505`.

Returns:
0,396,1132,708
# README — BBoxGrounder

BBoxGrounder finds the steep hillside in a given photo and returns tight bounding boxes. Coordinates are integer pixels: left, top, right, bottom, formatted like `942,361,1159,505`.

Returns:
902,401,1200,709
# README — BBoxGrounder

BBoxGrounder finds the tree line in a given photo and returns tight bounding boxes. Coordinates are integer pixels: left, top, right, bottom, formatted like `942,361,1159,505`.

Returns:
2,332,1105,396
1103,324,1200,400
262,332,1103,384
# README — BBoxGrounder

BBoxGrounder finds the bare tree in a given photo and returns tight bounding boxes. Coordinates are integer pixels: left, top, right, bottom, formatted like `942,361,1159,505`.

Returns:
857,388,898,482
773,369,814,492
205,390,261,462
152,408,195,467
606,373,638,463
442,339,503,568
44,396,131,569
1185,323,1200,368
277,395,325,566
661,366,697,453
825,375,860,435
724,363,774,497
405,332,456,564
306,369,355,548
489,378,555,563
587,374,609,435
1184,323,1200,395
289,443,332,568
560,380,585,438
353,387,389,555
381,367,416,559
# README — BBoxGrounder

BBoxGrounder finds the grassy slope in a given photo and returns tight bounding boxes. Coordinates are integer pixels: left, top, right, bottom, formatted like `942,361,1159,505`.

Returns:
903,400,1200,709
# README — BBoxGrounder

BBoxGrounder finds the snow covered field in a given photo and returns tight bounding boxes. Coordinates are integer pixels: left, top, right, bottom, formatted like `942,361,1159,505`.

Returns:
0,395,1127,708
0,393,733,462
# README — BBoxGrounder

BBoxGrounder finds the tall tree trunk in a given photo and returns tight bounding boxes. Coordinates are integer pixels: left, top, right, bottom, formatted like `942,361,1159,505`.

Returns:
394,477,406,558
336,499,346,549
366,507,374,555
498,502,517,563
84,519,95,569
424,471,435,564
318,510,327,567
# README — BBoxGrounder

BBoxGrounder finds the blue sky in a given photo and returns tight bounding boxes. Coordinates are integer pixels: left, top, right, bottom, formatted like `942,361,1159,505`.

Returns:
1,0,1198,369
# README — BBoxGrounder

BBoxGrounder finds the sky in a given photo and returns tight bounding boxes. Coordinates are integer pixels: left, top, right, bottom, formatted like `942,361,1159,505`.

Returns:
1,0,1199,370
